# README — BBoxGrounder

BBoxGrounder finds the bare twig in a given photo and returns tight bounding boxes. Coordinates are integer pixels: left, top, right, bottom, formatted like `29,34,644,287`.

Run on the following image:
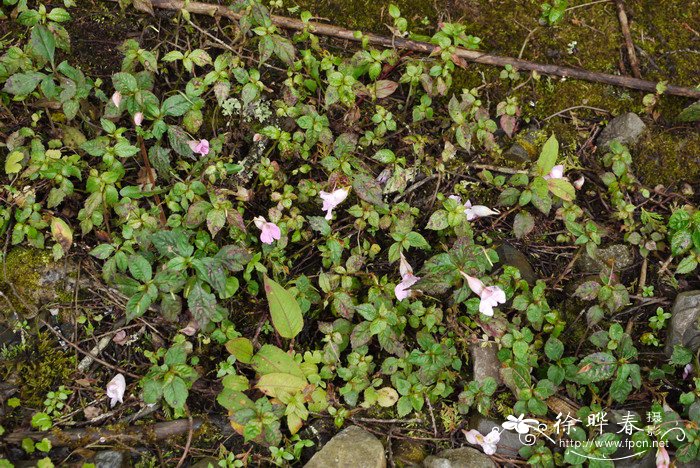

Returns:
615,0,641,79
100,0,700,99
40,319,140,379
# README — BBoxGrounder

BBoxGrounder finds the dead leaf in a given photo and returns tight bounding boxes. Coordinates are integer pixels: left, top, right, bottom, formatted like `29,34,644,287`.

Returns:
375,80,399,99
50,217,73,252
83,406,101,420
133,0,154,15
112,330,128,345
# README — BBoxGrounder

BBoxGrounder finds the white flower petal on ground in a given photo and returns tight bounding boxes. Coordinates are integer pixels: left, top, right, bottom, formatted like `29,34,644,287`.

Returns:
106,374,126,408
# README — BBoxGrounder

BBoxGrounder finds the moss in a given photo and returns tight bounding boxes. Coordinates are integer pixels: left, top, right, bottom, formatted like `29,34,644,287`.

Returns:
0,247,74,319
0,332,75,407
633,129,700,186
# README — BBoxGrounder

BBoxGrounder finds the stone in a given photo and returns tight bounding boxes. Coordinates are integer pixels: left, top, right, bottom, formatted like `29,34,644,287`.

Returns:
94,450,126,468
304,425,386,468
470,417,524,458
665,291,700,356
496,244,537,285
392,439,428,467
503,129,544,163
423,447,495,468
470,343,503,385
596,113,647,149
575,244,635,274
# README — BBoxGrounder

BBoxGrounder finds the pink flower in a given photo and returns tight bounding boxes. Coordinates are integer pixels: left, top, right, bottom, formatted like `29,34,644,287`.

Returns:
106,374,126,408
463,429,500,455
543,164,565,180
449,195,499,221
111,91,122,108
683,364,693,379
320,187,350,221
189,139,210,156
395,253,420,301
253,133,263,142
134,112,144,127
573,175,585,190
656,446,670,468
253,216,281,244
461,272,506,316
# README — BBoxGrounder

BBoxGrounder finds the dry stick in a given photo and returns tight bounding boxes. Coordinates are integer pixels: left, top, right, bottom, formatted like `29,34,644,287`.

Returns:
40,319,140,379
615,0,642,79
5,417,204,445
102,0,700,99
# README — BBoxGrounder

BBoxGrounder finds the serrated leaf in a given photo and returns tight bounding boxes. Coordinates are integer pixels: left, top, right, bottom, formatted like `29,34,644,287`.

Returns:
547,178,575,201
513,211,534,239
251,344,304,378
263,275,303,339
31,24,55,65
187,281,218,328
256,372,306,399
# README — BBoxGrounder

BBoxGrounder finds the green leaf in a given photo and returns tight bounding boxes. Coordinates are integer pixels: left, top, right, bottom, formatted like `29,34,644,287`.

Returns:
547,178,575,201
128,255,152,282
3,72,45,96
544,337,564,361
263,275,303,339
31,412,52,431
162,94,192,117
31,25,55,65
35,438,51,453
256,372,306,399
671,230,692,256
187,281,218,328
163,376,188,409
251,344,304,378
426,210,449,230
676,256,698,275
112,72,138,94
577,352,617,384
226,337,254,364
353,173,387,210
536,134,558,175
4,150,24,174
167,125,194,158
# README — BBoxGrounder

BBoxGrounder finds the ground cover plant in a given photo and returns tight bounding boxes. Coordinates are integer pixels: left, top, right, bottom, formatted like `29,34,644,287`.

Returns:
0,0,699,466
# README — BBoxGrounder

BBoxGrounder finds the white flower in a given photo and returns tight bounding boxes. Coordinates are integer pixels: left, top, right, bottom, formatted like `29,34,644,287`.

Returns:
394,253,420,301
450,195,499,221
461,272,506,316
463,428,500,455
111,91,122,108
106,374,126,408
319,187,350,221
573,175,585,190
543,164,565,180
502,414,539,434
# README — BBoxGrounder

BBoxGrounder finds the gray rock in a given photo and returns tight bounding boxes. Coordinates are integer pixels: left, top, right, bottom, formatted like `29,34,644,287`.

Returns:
576,244,636,274
471,417,524,458
605,411,655,468
665,291,700,356
596,113,646,149
423,447,495,468
304,425,386,468
470,343,503,385
94,450,126,468
392,439,427,467
503,128,545,164
497,244,537,285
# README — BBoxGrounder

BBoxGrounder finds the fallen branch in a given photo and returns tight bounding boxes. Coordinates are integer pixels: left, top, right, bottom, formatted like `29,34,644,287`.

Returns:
5,418,204,445
615,0,641,79
103,0,700,99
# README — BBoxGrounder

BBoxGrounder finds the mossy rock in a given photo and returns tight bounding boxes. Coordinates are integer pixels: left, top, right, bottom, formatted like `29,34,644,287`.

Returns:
0,247,76,320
